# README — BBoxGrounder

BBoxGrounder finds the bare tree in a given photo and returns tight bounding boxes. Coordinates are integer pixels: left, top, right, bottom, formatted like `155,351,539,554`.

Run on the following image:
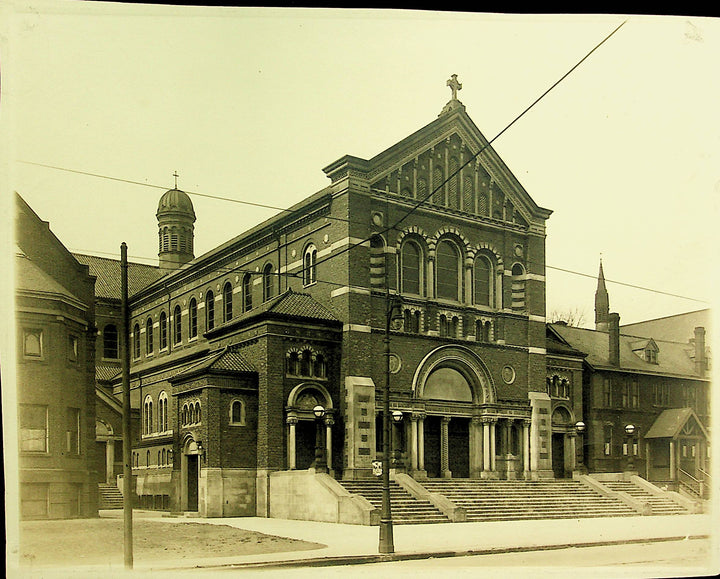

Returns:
548,307,587,327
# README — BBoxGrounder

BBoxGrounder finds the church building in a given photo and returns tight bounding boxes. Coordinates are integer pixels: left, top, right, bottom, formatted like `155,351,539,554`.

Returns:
114,77,564,517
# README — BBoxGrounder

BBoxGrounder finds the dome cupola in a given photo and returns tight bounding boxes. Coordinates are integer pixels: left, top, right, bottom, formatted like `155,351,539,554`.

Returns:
156,181,196,271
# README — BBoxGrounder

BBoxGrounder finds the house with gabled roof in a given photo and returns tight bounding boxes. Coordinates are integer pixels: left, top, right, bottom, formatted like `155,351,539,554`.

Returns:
548,261,711,497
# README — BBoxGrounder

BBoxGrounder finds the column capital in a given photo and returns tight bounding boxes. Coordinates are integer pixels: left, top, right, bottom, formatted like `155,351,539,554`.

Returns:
410,412,426,422
482,416,498,424
522,418,532,427
471,416,484,425
441,415,452,424
324,417,335,427
286,416,298,425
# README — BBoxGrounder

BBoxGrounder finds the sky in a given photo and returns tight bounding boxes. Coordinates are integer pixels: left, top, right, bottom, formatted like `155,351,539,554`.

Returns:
3,3,719,328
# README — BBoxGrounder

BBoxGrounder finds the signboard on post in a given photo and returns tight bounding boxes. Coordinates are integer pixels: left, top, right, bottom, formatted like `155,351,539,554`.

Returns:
372,460,382,477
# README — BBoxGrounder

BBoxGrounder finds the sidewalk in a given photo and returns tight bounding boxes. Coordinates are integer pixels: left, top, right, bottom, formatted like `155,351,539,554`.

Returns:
138,512,714,572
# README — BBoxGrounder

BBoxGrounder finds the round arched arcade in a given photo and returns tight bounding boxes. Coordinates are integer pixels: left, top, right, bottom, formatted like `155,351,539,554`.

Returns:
391,345,533,480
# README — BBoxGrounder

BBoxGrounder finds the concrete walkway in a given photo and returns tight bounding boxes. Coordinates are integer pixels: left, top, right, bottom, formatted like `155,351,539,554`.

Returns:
136,512,714,572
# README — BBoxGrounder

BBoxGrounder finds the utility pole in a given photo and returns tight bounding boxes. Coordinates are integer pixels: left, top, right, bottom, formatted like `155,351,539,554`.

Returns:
121,242,133,569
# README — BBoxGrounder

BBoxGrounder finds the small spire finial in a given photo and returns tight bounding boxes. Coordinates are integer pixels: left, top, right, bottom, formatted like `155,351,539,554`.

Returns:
447,74,462,100
173,171,179,189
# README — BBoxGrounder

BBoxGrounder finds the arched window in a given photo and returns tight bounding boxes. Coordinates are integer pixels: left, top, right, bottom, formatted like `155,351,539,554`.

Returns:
300,350,312,376
432,167,443,204
230,400,245,425
161,449,166,466
436,240,460,301
287,351,300,375
448,157,459,209
263,263,274,302
206,290,215,331
450,316,460,338
159,312,168,350
439,314,448,338
103,324,118,359
474,255,492,307
189,298,198,339
195,402,201,424
173,305,182,344
158,391,168,432
146,317,154,355
143,395,153,435
242,274,252,312
400,241,422,296
303,245,317,286
133,323,141,359
314,353,327,378
223,282,233,322
146,450,151,467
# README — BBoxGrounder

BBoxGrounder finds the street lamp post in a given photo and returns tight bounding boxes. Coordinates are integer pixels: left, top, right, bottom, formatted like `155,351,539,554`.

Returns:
313,405,327,473
379,294,403,554
625,424,636,472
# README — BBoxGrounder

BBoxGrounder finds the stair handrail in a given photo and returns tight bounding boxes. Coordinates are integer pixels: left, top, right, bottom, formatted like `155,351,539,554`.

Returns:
678,468,702,498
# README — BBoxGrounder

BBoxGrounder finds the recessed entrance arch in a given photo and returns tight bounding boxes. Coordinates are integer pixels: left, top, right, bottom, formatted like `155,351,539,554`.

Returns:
285,383,334,471
411,345,498,479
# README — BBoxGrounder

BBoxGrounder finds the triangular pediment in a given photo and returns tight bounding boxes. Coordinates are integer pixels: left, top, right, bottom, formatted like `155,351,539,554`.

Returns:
323,105,551,229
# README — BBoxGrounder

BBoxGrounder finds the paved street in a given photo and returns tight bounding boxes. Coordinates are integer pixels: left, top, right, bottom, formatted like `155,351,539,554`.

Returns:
212,538,714,578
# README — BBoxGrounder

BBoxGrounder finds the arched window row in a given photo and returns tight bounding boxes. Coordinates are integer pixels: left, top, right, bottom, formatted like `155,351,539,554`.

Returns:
286,347,327,378
396,234,506,309
547,374,570,399
438,312,461,339
475,318,494,343
303,245,317,286
158,391,169,433
181,400,202,426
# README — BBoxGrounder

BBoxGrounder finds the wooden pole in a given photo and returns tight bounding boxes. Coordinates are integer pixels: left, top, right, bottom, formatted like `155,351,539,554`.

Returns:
121,242,133,569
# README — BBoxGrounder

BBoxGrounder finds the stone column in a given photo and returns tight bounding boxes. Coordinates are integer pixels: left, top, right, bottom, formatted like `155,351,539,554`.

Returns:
427,254,435,299
441,416,452,478
106,438,115,484
567,431,577,472
490,419,497,472
523,419,531,479
286,415,298,470
482,418,491,473
410,414,419,471
669,441,676,480
469,417,483,478
418,414,426,476
464,259,473,305
325,416,334,473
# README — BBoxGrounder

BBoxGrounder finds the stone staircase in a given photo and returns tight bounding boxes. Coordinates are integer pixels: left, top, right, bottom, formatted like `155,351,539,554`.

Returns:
420,479,638,522
339,480,450,524
600,480,689,515
98,483,124,509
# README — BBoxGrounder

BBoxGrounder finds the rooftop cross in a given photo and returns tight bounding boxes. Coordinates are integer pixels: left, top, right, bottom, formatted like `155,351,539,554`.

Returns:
447,74,462,100
173,171,179,189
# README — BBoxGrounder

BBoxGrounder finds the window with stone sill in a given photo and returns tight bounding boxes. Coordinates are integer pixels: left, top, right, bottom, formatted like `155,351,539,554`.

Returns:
229,399,246,426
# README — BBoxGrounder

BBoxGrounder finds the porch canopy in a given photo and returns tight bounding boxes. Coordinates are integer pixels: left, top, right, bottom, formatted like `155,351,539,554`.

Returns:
644,407,709,441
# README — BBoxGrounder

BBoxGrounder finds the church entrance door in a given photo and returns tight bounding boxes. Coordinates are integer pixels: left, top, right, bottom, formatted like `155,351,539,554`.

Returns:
295,420,316,470
423,416,442,478
448,417,470,478
187,454,199,511
552,433,566,479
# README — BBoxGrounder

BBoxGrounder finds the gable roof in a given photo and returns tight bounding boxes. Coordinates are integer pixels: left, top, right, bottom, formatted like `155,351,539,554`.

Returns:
73,253,162,300
549,323,703,380
644,407,709,440
324,102,552,225
620,309,711,344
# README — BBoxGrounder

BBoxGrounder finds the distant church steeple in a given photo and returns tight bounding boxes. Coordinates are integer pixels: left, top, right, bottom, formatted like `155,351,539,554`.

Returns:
595,258,610,331
157,173,196,271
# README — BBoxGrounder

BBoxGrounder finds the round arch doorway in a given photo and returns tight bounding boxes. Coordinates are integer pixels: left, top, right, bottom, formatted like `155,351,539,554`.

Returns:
551,406,576,479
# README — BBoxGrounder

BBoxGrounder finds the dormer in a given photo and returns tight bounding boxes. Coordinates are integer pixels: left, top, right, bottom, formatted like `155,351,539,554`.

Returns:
631,338,659,365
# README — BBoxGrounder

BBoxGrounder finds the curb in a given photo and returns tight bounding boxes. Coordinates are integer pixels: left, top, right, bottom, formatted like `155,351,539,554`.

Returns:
155,534,710,571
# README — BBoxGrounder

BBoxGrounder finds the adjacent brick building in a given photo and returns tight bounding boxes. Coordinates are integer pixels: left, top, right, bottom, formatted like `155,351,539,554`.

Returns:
15,194,99,519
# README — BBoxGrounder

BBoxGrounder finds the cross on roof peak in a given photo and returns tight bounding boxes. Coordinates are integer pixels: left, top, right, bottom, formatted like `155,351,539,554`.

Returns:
447,74,462,100
173,171,179,189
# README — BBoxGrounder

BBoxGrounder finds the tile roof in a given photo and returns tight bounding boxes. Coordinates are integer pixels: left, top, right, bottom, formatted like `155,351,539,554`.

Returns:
73,253,163,300
264,290,339,322
96,364,121,383
550,323,701,379
169,346,256,382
